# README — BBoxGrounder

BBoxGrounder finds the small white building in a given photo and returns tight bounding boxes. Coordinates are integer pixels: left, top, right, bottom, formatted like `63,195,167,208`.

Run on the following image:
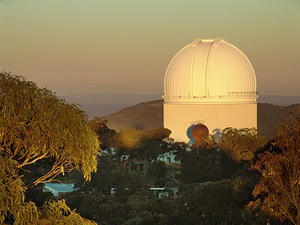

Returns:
149,187,178,199
163,39,258,142
157,151,180,164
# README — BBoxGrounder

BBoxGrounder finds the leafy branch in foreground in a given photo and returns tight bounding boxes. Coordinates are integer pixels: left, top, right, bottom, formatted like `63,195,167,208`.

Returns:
0,72,100,224
0,72,99,184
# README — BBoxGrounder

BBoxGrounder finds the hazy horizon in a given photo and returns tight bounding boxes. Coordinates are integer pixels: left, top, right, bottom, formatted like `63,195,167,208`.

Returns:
1,0,300,97
62,93,300,118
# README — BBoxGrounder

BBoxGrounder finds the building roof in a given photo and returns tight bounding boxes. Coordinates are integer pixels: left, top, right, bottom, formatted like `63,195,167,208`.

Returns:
163,39,257,104
44,183,76,197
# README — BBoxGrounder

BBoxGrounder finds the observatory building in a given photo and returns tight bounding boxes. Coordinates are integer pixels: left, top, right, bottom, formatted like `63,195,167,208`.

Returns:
163,39,258,142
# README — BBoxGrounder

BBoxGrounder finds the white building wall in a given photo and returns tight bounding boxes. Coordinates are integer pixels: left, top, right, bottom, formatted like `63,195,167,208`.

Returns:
164,103,257,142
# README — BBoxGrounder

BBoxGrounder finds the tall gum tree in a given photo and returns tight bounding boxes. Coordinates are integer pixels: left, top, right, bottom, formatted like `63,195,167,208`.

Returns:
252,118,300,225
0,72,100,225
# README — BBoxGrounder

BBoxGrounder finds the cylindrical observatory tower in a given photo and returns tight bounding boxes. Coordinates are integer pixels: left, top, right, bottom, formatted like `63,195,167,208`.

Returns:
163,39,258,142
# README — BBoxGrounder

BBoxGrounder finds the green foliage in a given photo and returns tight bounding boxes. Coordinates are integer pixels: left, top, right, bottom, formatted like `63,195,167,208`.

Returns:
3,72,292,225
0,158,39,225
25,184,55,208
88,118,116,150
76,153,117,194
112,171,146,195
76,153,147,196
40,200,97,225
114,127,170,148
67,144,263,225
0,73,99,224
0,72,99,183
114,129,145,150
174,181,264,225
147,160,167,182
231,168,260,206
114,127,171,161
179,149,240,183
252,118,300,225
65,126,269,225
217,127,266,162
67,178,264,225
66,192,174,225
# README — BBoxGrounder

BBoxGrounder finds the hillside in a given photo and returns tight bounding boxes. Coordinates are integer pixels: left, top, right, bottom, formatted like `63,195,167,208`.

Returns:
99,100,163,131
97,100,300,138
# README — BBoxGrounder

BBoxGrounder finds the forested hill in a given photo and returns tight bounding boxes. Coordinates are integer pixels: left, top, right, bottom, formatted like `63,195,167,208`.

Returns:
96,100,300,138
99,100,163,131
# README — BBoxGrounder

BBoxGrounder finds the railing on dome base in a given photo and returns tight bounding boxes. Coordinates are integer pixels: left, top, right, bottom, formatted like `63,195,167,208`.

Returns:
163,92,258,104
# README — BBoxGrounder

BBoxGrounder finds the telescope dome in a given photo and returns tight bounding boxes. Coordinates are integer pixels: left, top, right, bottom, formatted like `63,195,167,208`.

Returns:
164,39,257,104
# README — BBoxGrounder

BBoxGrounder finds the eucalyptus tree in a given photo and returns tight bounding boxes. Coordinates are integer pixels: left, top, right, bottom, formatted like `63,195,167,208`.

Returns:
217,127,266,162
252,118,300,225
0,72,99,225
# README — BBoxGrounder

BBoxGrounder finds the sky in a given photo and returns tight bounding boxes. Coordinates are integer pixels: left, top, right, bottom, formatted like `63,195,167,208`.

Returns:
0,0,300,96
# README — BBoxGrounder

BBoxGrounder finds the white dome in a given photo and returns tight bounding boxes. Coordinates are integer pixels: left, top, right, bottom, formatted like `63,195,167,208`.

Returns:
164,39,257,104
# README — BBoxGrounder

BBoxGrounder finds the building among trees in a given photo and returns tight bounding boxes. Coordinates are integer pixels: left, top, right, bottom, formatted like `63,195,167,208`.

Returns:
163,39,258,142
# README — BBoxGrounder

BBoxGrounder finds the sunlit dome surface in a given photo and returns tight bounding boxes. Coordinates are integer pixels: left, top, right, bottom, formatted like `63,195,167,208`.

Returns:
164,39,257,104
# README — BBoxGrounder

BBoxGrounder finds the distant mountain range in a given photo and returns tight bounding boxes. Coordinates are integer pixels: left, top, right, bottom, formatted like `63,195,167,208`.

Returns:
63,93,161,118
97,100,300,138
63,94,300,138
258,95,300,106
63,93,300,118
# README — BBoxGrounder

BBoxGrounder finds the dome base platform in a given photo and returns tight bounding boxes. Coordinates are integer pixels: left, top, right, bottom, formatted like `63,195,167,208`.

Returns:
163,102,257,142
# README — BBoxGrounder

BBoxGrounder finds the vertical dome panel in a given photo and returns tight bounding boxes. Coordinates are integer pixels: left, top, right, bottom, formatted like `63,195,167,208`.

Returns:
164,39,257,104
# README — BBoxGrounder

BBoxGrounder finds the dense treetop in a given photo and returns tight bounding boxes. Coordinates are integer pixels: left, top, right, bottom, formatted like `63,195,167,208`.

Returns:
0,72,100,184
0,72,100,225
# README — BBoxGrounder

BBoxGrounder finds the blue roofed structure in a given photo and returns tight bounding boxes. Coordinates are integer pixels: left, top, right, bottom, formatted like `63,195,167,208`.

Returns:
44,183,77,198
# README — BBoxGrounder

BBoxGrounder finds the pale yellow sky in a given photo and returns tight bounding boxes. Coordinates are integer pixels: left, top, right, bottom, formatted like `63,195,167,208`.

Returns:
0,0,300,96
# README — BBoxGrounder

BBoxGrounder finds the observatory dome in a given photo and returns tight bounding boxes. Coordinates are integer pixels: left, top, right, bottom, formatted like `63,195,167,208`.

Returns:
164,39,257,104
